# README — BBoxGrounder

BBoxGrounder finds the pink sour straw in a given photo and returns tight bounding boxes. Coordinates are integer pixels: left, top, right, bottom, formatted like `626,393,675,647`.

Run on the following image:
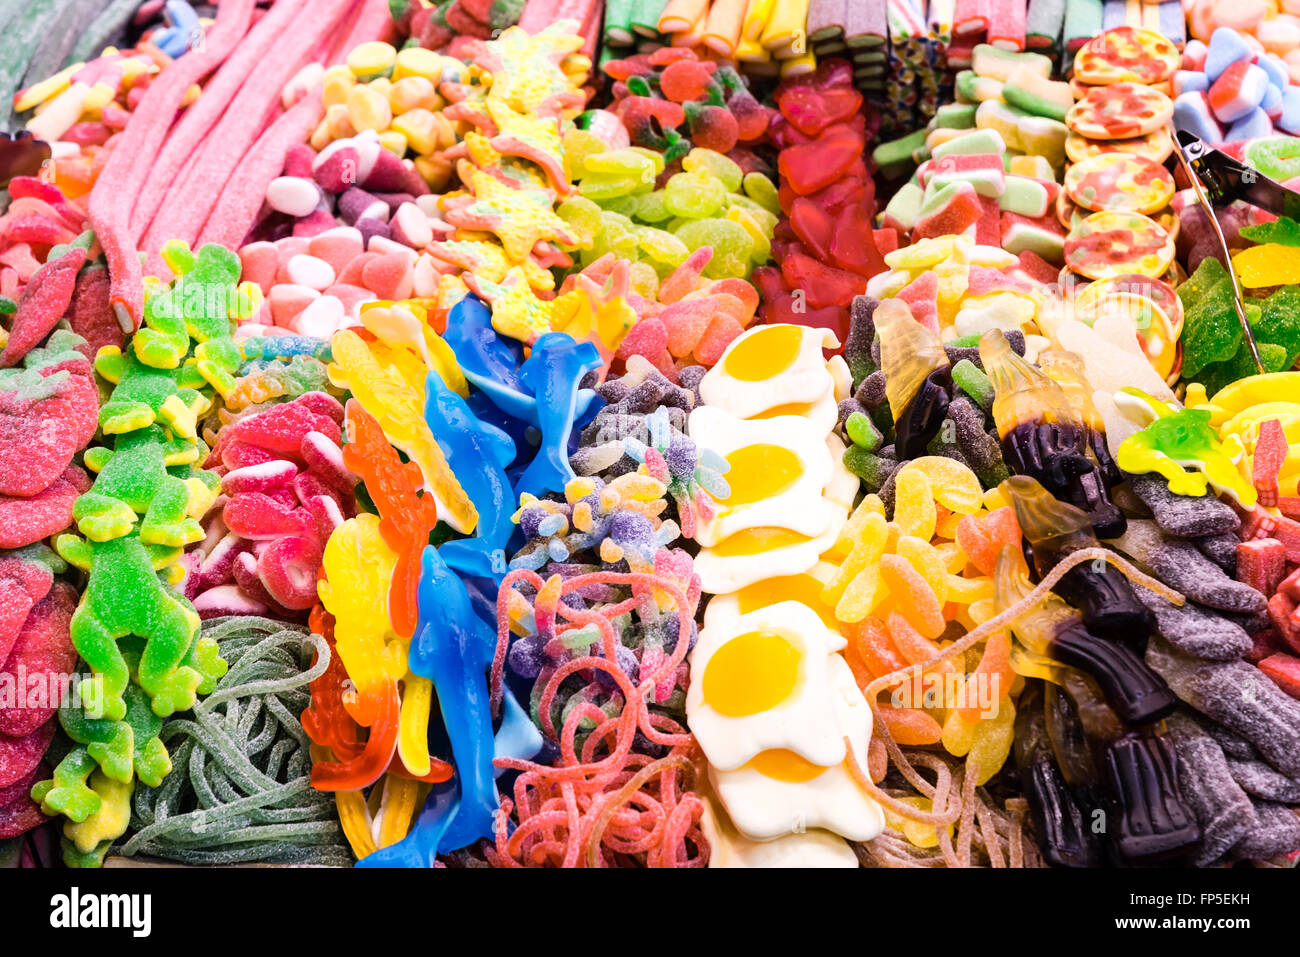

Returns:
141,0,361,271
130,0,314,257
199,0,394,252
87,0,256,332
196,89,324,249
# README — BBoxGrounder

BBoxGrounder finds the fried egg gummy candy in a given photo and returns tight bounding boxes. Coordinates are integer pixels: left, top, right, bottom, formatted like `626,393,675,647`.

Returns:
688,323,883,862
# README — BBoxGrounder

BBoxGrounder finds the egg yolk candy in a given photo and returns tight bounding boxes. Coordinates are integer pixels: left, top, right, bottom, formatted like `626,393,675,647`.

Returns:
686,322,885,855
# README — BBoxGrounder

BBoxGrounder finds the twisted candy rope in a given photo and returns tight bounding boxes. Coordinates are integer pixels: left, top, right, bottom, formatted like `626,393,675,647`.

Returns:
120,617,352,866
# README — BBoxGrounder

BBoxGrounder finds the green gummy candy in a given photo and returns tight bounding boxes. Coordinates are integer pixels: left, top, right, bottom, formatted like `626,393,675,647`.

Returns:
871,128,928,178
950,334,982,347
674,218,752,278
931,127,1006,160
1178,258,1241,377
1000,72,1073,122
970,44,1053,82
634,226,689,268
0,296,14,315
882,182,924,232
584,148,657,179
846,411,882,451
599,194,642,219
1238,215,1300,247
843,446,896,489
664,170,727,218
955,70,1004,104
951,358,994,410
933,102,978,130
1194,341,1289,398
633,190,674,223
1257,284,1300,366
683,148,742,192
579,171,642,202
742,172,781,215
1177,255,1230,303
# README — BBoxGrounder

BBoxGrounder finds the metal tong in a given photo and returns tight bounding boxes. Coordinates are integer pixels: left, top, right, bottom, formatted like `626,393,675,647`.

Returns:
1168,128,1292,374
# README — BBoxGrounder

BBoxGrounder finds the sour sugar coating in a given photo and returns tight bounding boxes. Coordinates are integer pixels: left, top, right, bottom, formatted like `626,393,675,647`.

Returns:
1146,636,1300,779
1126,472,1241,539
1134,589,1254,662
1226,758,1300,804
1229,801,1300,863
1108,520,1267,616
1163,713,1257,866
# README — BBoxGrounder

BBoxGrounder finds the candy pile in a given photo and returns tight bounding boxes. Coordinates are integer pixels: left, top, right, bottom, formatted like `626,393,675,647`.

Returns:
7,4,1300,874
1175,26,1300,142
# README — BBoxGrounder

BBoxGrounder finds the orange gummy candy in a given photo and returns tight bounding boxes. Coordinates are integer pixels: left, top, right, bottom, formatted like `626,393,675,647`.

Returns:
879,554,946,639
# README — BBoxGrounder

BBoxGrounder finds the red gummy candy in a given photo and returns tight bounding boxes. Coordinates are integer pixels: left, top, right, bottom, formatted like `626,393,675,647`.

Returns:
620,97,686,141
779,252,866,309
215,393,343,462
803,176,870,217
603,53,655,81
874,228,900,255
0,555,54,665
660,60,713,103
661,302,712,358
0,583,77,737
0,354,98,497
291,390,345,423
0,760,49,838
693,315,745,365
444,1,492,39
1237,538,1287,597
67,264,124,359
258,535,325,610
1259,652,1300,699
685,104,739,154
648,47,696,66
764,292,849,339
898,272,941,333
775,77,863,137
789,198,834,262
0,465,88,549
0,720,54,789
1247,626,1288,664
913,180,982,241
616,314,669,361
750,265,788,302
1016,250,1060,285
830,203,886,278
224,492,314,540
726,91,771,142
0,248,87,369
1254,419,1287,507
778,131,863,196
